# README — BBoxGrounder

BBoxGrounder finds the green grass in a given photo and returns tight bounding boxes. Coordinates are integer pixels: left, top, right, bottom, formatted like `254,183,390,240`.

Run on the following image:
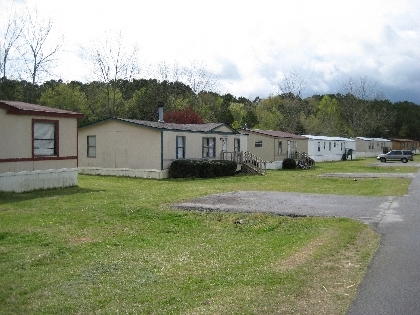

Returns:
0,158,416,314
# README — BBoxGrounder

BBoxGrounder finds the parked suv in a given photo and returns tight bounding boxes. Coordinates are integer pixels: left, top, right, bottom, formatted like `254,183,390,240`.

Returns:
377,150,413,163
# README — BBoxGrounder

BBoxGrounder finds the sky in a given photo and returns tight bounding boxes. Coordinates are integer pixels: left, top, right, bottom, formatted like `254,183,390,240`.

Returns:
1,0,420,104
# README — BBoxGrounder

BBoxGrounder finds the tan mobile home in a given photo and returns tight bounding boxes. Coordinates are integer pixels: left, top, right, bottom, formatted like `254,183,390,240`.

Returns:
353,137,391,157
78,118,241,179
0,101,84,192
238,129,308,169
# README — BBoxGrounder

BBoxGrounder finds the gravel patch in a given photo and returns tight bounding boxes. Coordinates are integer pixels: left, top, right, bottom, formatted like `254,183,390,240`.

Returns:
172,191,398,226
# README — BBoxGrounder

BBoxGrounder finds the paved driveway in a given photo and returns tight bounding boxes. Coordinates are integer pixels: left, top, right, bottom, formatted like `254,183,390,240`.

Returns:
172,190,403,227
173,168,420,314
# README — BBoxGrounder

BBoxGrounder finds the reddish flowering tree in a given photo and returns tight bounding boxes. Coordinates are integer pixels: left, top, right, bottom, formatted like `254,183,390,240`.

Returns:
164,106,204,124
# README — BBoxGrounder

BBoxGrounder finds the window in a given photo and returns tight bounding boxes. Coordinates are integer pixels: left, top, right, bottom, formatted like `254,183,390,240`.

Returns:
329,142,331,151
234,138,240,152
87,136,96,158
318,142,321,152
323,142,326,150
255,141,262,148
176,136,185,159
33,120,57,156
202,137,215,158
341,143,343,151
278,140,282,154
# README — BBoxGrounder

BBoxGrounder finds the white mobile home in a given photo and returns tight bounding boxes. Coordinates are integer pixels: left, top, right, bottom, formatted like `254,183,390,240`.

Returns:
302,135,356,162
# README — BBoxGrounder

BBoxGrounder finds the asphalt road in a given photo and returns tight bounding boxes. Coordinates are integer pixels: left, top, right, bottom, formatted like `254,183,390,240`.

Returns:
172,168,420,314
347,168,420,315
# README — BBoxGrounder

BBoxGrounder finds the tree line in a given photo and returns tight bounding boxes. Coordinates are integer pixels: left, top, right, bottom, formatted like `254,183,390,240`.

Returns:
0,77,419,141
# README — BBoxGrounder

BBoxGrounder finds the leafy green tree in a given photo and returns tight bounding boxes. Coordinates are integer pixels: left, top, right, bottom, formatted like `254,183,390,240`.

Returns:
38,82,90,125
393,101,420,140
229,102,247,129
315,95,342,135
195,91,224,122
83,81,125,122
0,77,24,101
126,87,159,121
255,96,284,130
217,94,235,126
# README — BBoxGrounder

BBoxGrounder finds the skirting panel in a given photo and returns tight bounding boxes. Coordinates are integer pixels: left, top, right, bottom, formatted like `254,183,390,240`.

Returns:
0,168,78,193
78,167,169,179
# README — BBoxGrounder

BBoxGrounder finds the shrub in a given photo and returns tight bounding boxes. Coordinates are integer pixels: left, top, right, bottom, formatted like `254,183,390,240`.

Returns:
282,158,297,169
169,160,237,178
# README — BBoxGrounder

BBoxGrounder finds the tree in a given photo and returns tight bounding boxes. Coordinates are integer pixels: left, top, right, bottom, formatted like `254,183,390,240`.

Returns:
164,106,204,124
315,95,342,135
0,7,23,78
229,102,247,129
180,61,220,95
83,31,140,117
195,91,224,122
255,96,284,130
20,9,62,86
38,82,89,125
273,71,308,133
338,77,386,136
276,71,306,97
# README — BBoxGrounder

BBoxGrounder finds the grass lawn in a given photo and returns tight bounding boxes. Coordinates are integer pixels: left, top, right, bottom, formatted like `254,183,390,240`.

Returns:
0,158,416,314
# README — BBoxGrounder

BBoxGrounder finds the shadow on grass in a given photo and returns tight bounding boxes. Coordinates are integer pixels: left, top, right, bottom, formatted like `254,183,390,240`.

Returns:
0,186,104,205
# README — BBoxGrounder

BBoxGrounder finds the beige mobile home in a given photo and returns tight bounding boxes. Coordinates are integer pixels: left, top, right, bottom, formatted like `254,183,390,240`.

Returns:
0,101,84,192
238,129,308,169
78,118,241,179
354,137,391,157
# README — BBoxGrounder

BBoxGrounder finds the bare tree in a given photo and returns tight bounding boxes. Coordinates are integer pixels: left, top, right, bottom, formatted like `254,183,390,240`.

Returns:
155,61,181,83
274,71,307,133
0,9,23,78
20,8,62,85
86,31,139,84
83,31,140,117
341,76,383,100
181,61,219,94
276,71,307,97
339,76,386,136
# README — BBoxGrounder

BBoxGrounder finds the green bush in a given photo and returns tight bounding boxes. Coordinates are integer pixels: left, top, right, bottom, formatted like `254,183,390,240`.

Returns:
282,158,297,169
169,160,237,178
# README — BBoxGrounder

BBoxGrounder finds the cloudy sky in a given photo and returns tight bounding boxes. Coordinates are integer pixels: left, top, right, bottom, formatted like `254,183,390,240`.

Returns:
1,0,420,103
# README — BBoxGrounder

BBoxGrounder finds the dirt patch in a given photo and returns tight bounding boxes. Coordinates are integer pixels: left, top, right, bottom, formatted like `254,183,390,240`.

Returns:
271,230,339,272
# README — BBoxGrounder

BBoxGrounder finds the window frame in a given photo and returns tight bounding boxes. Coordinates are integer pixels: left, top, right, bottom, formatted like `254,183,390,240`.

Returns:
202,137,216,158
32,119,59,157
255,140,262,148
176,136,186,159
87,135,96,158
